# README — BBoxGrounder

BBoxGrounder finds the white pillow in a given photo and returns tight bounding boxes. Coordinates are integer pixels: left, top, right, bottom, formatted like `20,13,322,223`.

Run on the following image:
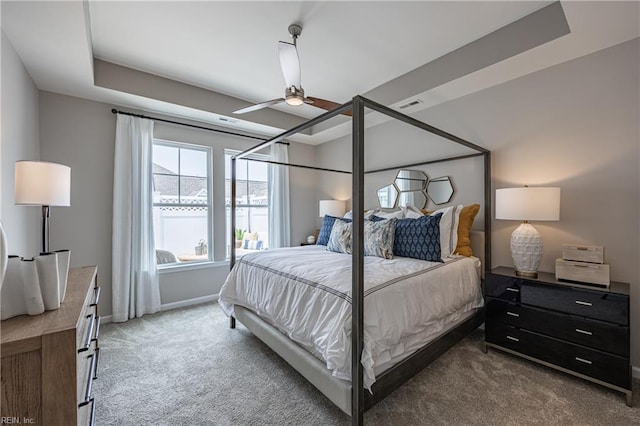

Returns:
343,209,377,219
430,204,463,258
403,204,425,219
375,209,404,219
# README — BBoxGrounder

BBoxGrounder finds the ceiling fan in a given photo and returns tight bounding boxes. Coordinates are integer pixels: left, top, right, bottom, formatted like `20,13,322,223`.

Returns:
233,24,351,116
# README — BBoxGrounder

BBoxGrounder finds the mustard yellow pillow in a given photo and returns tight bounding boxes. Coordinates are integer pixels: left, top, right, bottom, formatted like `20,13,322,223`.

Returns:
454,204,480,257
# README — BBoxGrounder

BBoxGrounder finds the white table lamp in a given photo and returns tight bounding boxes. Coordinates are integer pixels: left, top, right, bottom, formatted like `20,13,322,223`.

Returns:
15,161,71,253
496,186,560,278
319,200,345,218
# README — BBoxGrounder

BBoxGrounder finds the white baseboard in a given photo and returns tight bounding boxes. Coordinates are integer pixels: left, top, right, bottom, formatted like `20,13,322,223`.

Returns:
98,294,219,325
632,366,640,379
160,294,218,312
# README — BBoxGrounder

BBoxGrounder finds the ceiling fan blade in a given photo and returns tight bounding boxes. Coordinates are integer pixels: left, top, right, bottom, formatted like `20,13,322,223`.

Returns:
307,96,352,116
278,41,301,89
233,98,285,114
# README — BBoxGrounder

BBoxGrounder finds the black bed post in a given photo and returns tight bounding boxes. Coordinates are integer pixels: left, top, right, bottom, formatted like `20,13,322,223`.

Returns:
351,96,365,426
483,151,492,274
230,156,237,329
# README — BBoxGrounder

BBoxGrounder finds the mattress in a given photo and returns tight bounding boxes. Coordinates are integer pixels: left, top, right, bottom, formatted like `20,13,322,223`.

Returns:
219,245,483,390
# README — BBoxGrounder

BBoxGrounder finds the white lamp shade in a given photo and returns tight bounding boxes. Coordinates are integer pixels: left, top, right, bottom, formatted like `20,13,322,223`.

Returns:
15,161,71,206
495,187,560,221
319,200,345,218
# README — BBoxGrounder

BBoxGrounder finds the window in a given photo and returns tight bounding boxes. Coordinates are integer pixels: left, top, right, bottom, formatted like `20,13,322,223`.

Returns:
225,150,269,258
152,140,212,265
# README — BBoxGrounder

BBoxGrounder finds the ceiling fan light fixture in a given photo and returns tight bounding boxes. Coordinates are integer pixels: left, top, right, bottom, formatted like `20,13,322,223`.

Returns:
285,86,305,106
285,96,304,106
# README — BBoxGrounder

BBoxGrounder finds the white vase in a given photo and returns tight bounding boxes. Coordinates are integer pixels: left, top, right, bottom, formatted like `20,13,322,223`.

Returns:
21,258,46,315
35,252,60,310
0,220,7,291
1,256,28,320
0,256,45,320
55,250,71,302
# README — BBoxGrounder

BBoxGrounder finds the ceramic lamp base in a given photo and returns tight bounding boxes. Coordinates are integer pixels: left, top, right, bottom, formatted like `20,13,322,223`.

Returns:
510,222,543,278
515,269,539,279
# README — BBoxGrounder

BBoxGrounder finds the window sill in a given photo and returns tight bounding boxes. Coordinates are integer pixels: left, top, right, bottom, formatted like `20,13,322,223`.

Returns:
158,260,230,274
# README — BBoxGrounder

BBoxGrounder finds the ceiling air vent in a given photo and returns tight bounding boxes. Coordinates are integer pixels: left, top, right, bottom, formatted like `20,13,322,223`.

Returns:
398,99,423,110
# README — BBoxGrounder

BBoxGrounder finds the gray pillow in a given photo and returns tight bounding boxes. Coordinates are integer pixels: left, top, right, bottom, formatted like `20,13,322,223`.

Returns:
326,218,397,259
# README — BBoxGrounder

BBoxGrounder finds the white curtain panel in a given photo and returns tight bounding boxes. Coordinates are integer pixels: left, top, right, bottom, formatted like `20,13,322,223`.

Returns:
268,143,291,248
112,115,161,322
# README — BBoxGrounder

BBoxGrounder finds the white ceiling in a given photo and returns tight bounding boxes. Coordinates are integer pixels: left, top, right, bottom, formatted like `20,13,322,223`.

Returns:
2,1,639,144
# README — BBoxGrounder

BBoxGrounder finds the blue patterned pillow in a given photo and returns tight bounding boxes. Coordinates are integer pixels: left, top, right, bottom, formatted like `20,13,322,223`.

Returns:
393,213,443,262
326,219,352,254
317,215,352,246
363,218,396,259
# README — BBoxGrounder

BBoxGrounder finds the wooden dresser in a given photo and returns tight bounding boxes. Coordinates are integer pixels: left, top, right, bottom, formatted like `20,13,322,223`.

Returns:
484,266,631,405
1,266,100,425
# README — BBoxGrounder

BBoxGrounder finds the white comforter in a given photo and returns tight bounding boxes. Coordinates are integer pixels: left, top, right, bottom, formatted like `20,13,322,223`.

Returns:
219,245,483,390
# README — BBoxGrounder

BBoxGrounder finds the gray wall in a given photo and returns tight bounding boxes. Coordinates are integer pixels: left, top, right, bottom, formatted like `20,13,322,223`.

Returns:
0,31,40,256
316,39,640,365
38,91,317,317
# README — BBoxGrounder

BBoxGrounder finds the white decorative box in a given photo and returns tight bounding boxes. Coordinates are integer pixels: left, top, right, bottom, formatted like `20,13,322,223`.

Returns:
555,259,610,287
562,244,604,264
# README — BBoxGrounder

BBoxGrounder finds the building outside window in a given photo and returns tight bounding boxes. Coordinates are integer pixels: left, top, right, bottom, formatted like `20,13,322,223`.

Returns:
224,150,269,258
152,140,212,265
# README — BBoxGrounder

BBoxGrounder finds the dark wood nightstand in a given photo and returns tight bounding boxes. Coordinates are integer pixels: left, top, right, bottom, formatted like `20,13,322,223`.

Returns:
484,266,632,405
300,242,316,246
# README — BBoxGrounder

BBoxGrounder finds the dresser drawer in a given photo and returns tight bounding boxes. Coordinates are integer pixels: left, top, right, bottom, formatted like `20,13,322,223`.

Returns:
77,343,96,406
486,299,629,356
485,273,523,302
520,283,628,325
77,397,96,426
77,345,98,426
486,323,630,390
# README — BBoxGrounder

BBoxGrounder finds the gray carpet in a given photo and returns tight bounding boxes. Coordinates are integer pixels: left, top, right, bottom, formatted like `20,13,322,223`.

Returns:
94,302,640,425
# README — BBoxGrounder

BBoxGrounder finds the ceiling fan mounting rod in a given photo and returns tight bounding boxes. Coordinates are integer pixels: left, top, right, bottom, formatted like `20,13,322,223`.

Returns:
288,24,302,46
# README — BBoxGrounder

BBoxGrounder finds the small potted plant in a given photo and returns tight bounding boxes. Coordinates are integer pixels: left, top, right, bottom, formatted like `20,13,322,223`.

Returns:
235,229,245,248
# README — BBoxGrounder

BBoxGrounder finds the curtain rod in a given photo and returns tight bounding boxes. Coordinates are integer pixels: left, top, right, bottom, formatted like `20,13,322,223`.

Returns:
110,108,289,145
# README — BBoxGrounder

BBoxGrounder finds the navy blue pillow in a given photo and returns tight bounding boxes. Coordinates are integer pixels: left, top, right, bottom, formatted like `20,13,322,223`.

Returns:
317,215,352,246
392,213,443,262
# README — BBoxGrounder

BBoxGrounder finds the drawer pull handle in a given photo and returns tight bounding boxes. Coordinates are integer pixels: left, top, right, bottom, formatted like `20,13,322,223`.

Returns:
575,357,592,365
90,286,101,307
575,328,593,336
79,354,97,406
93,347,100,380
575,300,592,307
506,311,520,317
506,336,520,342
92,316,101,342
506,287,520,293
89,397,96,426
78,313,95,353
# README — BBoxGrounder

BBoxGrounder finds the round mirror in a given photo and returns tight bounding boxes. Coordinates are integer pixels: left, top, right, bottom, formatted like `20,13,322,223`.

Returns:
377,184,399,208
427,176,454,205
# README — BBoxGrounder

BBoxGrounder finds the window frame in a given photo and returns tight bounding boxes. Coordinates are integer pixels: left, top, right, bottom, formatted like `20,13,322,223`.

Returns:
153,138,214,268
224,149,270,258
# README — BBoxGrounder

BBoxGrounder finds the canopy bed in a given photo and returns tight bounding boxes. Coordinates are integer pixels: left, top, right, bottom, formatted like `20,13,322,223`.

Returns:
222,96,491,425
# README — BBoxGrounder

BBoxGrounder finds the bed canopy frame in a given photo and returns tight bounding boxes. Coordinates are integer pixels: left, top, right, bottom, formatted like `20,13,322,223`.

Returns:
230,95,491,425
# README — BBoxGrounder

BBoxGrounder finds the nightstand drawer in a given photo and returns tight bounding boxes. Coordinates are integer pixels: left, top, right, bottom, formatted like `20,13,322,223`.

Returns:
485,273,523,302
486,299,629,356
486,324,630,389
520,284,628,325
